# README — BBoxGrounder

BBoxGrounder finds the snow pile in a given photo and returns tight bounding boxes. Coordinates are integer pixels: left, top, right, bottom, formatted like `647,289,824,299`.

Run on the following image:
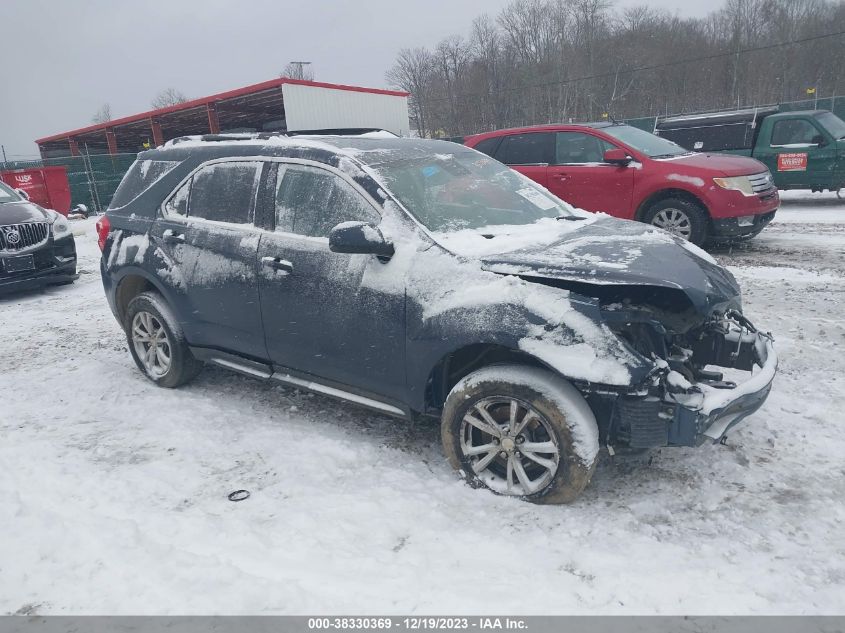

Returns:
666,173,705,187
1,204,845,614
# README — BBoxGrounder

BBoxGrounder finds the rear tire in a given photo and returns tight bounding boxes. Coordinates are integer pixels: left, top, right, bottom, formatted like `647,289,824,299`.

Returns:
124,291,202,388
644,198,709,245
441,365,599,504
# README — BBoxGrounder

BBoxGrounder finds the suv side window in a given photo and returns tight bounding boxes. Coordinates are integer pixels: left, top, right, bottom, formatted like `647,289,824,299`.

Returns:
274,164,379,237
771,119,820,146
494,132,553,165
187,161,261,224
555,132,616,164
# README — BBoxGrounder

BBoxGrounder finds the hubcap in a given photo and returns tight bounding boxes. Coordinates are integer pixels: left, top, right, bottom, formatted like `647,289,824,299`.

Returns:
460,397,560,496
651,207,692,240
131,311,171,379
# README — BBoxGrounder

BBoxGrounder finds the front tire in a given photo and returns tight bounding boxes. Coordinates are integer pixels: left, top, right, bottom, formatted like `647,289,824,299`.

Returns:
644,198,709,245
441,365,599,504
124,291,202,388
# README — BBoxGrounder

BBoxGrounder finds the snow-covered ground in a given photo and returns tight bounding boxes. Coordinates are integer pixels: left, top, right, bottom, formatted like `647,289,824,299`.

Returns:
1,192,844,615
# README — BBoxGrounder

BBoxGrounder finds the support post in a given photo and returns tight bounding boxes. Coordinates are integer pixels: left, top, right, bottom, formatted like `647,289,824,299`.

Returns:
105,129,117,155
150,119,164,147
68,138,80,156
206,102,220,134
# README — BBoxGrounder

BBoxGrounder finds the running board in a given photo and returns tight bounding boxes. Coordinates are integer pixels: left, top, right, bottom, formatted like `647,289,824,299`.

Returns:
271,372,406,417
190,347,273,379
190,346,407,417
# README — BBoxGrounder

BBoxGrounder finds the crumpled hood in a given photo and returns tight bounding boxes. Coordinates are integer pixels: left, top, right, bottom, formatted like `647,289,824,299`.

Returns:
0,201,51,225
480,216,741,315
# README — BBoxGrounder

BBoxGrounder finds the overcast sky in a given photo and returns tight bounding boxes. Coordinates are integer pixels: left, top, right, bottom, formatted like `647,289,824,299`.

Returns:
0,0,719,158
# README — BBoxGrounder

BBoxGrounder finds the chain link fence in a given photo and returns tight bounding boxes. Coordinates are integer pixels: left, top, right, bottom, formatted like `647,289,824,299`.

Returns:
0,152,137,214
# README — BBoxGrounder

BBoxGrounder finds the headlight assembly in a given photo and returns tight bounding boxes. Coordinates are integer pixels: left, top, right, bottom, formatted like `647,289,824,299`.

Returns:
713,175,754,196
51,213,71,239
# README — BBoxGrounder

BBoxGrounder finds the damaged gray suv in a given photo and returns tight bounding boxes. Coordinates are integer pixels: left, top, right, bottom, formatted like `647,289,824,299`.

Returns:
98,134,777,503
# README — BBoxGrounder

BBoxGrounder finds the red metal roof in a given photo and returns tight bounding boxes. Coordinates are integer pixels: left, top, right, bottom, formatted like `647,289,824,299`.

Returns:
35,78,409,144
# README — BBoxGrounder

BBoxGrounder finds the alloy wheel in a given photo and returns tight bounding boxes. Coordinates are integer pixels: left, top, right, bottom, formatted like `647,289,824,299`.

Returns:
651,207,693,239
131,311,172,379
460,397,560,496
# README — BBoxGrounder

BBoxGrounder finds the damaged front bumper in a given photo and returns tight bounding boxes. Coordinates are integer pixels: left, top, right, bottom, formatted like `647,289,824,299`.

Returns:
668,332,776,445
611,314,778,448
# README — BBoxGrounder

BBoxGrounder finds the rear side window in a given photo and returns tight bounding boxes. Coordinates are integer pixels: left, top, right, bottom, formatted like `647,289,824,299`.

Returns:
494,133,553,165
771,119,820,146
187,161,261,224
472,137,502,158
274,164,379,237
110,159,180,209
165,180,190,217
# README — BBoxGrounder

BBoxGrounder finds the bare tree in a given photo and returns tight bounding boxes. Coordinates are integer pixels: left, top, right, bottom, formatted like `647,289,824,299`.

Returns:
386,0,845,136
386,48,435,137
91,103,112,124
280,62,315,81
151,88,188,109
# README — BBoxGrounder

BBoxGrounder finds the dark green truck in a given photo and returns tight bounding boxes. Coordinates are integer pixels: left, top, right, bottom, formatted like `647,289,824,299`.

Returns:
655,108,845,194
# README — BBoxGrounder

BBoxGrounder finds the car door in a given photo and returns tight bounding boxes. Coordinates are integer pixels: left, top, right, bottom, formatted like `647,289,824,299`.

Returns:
256,161,407,402
492,132,553,187
152,159,267,360
545,131,634,216
757,118,837,189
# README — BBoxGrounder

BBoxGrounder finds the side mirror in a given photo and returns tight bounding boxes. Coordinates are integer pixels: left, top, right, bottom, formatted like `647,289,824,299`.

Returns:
811,134,827,147
603,148,632,165
329,221,394,258
14,188,30,200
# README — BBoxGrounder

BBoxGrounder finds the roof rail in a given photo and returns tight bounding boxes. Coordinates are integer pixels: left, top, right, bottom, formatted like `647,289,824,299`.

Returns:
166,128,395,147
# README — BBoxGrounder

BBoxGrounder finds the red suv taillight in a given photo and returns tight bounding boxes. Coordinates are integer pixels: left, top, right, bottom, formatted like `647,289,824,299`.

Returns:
95,215,110,251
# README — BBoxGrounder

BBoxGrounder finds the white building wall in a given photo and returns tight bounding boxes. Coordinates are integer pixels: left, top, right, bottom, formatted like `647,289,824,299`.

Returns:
282,83,410,137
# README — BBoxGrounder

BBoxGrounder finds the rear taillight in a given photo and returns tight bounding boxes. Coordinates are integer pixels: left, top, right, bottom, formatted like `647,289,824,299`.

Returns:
95,215,110,251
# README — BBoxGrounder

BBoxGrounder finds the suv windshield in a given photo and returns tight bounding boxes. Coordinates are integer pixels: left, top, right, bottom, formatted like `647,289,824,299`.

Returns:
602,124,690,158
0,180,22,204
369,151,572,232
815,111,845,140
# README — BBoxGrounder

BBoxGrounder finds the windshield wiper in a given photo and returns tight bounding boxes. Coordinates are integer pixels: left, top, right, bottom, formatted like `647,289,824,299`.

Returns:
556,214,586,221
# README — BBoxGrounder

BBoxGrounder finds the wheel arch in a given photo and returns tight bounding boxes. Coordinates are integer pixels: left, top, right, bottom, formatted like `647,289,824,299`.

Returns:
113,267,179,325
423,343,561,415
635,187,709,222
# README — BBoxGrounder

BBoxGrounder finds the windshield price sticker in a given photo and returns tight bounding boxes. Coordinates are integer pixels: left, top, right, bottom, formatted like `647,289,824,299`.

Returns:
307,617,528,630
516,187,557,210
777,152,808,171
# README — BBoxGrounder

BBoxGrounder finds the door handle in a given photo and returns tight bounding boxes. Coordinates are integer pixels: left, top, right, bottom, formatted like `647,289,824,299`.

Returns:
550,173,570,181
261,256,293,273
162,229,186,244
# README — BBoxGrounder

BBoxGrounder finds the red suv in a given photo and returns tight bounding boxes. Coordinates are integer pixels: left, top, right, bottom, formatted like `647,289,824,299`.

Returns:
464,123,779,245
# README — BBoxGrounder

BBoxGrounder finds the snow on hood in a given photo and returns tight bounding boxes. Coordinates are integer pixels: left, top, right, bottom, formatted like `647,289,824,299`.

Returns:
658,152,769,177
0,200,52,225
431,214,599,258
476,215,741,315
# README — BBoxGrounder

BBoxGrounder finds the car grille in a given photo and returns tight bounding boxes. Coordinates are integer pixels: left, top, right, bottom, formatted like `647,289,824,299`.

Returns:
748,172,776,195
0,222,49,252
